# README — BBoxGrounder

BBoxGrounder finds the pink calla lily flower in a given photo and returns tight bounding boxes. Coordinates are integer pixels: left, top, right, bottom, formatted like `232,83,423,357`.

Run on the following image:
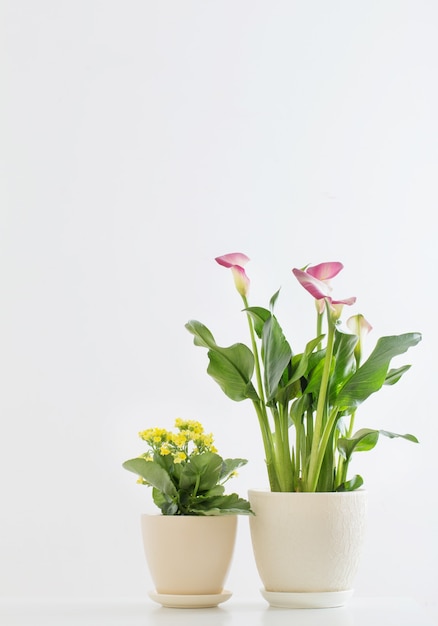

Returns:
215,252,250,297
292,267,333,300
292,263,356,316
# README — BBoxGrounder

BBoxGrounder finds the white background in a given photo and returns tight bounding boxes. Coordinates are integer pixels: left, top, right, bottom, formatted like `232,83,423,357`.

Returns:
1,0,437,622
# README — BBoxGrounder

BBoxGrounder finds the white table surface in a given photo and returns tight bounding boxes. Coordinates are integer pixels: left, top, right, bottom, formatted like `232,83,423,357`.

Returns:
0,596,435,626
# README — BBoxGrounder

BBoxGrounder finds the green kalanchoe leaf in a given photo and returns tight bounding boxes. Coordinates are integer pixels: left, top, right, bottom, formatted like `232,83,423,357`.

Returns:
122,458,178,497
189,493,254,516
204,485,225,497
220,458,248,481
152,488,178,515
180,452,223,493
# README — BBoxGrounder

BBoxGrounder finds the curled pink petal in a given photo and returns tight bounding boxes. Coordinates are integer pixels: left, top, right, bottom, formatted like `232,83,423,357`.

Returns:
306,262,343,281
292,268,331,300
293,265,355,317
327,297,356,321
331,296,356,307
215,253,250,269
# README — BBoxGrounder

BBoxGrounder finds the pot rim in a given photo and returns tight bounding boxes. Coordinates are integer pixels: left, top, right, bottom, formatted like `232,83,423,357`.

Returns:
248,487,367,496
140,512,240,519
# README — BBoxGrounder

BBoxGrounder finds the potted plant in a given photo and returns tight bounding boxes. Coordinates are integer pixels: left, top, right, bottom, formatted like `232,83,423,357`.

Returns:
186,253,421,608
123,417,253,608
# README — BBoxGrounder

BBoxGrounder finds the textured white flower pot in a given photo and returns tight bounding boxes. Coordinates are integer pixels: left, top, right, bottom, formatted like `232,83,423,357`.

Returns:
141,514,237,597
248,489,367,608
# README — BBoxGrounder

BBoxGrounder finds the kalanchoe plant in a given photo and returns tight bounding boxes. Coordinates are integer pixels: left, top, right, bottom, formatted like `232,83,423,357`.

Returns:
186,254,422,493
123,418,253,515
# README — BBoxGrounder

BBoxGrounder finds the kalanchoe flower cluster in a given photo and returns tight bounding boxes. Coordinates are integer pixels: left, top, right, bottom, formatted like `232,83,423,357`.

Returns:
186,254,422,493
123,419,253,515
139,419,217,464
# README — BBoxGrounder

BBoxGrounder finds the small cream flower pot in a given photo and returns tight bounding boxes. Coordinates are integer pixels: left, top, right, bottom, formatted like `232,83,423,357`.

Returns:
248,489,367,608
141,514,237,607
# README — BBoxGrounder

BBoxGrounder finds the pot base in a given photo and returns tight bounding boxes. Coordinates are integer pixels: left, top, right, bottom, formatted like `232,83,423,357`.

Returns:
148,590,232,609
260,589,354,609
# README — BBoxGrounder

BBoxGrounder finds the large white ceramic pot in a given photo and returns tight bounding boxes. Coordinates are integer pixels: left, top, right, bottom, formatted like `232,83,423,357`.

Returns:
141,514,237,608
248,489,367,608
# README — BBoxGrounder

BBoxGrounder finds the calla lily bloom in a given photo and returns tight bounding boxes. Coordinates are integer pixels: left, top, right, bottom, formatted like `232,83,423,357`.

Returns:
292,264,356,316
347,314,373,365
347,314,373,338
215,252,250,298
292,267,333,300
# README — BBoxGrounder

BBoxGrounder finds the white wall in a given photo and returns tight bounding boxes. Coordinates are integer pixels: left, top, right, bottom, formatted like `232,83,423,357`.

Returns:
1,0,437,620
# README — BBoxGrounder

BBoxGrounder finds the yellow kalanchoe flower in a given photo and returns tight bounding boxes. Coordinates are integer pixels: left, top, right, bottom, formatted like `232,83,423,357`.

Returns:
175,418,204,434
159,443,171,456
139,427,169,444
137,418,217,458
171,432,188,449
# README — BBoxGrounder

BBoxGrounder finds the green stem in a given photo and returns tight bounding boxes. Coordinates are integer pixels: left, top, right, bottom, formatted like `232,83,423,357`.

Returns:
306,305,336,492
193,473,201,498
251,398,279,490
242,294,282,491
346,411,356,438
242,295,266,405
311,406,340,491
274,403,293,491
335,411,356,489
295,418,301,490
316,308,324,351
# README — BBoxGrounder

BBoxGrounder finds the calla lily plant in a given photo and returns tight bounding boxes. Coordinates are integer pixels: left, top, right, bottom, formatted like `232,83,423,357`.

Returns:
186,254,422,493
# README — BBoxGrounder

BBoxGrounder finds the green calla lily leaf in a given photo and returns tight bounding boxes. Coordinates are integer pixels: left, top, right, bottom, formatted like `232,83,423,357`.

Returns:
338,428,419,462
262,315,292,401
186,320,258,401
336,474,364,492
